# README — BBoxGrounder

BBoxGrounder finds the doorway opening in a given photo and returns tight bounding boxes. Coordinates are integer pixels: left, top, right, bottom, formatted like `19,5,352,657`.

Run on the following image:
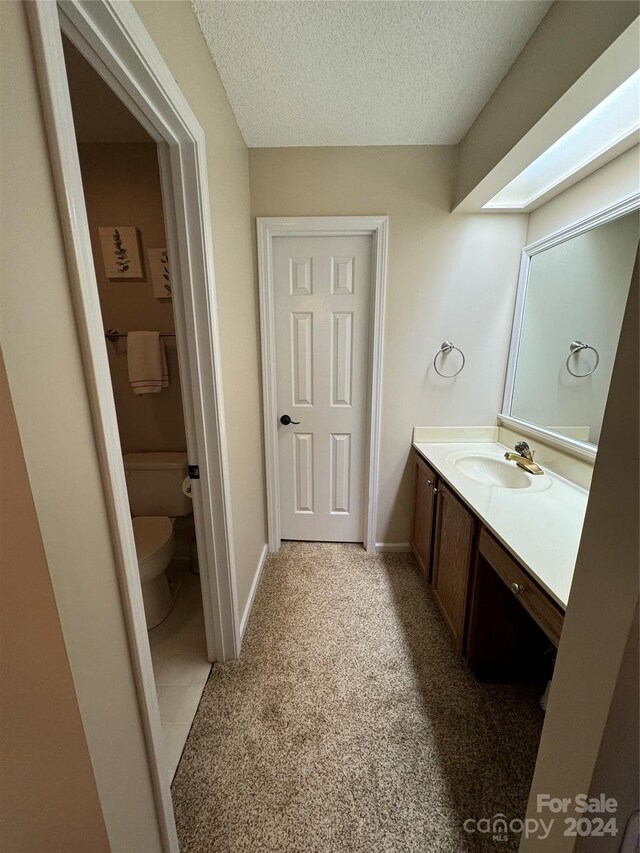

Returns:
62,34,210,784
29,1,242,846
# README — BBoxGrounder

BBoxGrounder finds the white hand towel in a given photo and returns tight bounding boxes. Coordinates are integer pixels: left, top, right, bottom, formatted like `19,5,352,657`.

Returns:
127,331,169,395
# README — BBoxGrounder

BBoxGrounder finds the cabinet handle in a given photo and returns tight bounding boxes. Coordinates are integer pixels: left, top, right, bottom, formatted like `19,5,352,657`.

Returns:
511,582,524,596
427,479,433,486
433,487,438,494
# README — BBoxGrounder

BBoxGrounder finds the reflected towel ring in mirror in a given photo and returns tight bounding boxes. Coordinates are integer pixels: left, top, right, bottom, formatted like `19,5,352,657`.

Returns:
566,340,600,378
433,341,465,378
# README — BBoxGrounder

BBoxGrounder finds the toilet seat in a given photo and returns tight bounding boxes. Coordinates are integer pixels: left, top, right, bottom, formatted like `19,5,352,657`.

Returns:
132,516,174,582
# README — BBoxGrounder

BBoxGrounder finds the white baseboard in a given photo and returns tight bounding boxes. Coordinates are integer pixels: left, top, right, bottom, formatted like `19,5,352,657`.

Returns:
238,543,268,645
374,542,412,553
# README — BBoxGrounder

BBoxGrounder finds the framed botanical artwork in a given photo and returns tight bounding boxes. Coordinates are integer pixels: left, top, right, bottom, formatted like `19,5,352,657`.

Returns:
98,226,143,279
148,248,172,299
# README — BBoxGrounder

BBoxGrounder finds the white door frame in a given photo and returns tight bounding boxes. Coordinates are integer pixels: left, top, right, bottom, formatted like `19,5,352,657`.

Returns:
27,1,240,848
257,216,388,553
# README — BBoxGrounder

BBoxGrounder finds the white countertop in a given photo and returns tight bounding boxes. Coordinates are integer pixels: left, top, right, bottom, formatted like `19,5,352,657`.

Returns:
413,438,589,609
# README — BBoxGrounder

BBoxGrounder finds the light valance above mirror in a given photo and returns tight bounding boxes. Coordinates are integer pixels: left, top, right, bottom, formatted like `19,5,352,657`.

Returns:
501,196,640,458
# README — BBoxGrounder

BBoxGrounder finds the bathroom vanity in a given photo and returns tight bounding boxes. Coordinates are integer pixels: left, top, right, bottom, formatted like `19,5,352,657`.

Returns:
410,428,589,679
412,206,638,678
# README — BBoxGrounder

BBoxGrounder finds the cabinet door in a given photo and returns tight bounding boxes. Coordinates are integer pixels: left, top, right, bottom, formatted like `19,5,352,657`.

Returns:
432,483,476,652
410,453,437,581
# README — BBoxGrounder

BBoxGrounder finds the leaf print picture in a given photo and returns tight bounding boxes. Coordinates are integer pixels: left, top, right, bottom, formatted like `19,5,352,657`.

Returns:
161,250,172,296
149,247,173,299
113,228,130,274
99,226,144,279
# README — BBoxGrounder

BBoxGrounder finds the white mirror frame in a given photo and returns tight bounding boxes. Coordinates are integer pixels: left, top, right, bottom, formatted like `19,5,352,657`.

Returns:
501,191,640,462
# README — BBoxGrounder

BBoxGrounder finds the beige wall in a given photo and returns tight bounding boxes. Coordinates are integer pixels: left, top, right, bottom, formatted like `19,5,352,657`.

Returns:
583,605,639,853
77,142,187,454
0,351,109,853
63,35,151,144
455,1,639,207
135,0,267,614
249,146,528,544
519,146,640,851
0,2,164,848
1,0,266,842
522,253,639,852
1,0,267,842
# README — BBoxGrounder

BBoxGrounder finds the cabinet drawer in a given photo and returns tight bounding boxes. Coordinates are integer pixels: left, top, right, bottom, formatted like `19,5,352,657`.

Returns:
478,528,564,646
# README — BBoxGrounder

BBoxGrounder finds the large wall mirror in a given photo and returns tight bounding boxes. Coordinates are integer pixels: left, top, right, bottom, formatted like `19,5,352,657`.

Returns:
502,201,639,456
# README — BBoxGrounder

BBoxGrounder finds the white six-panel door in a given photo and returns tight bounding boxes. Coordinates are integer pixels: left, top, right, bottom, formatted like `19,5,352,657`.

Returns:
273,234,372,541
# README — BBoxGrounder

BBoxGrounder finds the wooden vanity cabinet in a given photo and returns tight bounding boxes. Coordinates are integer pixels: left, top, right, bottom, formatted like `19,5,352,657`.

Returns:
410,453,438,580
466,529,564,680
411,448,564,665
431,482,476,653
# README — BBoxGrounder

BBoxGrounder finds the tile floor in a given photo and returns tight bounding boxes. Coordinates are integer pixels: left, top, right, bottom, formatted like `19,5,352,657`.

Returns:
149,564,212,782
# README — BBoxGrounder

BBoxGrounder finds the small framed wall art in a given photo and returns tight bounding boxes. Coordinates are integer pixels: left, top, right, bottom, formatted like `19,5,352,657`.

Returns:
98,226,144,279
148,248,172,299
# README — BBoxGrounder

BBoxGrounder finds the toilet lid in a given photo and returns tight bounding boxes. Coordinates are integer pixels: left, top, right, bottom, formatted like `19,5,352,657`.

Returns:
132,516,174,565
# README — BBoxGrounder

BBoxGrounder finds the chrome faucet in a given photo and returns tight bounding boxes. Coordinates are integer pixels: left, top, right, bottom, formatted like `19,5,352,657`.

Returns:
504,440,544,475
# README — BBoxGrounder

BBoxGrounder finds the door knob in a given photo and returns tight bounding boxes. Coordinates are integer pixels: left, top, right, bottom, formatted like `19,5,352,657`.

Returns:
279,414,300,426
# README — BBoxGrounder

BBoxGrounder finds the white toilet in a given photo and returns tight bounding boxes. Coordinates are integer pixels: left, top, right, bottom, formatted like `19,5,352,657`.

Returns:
123,452,192,629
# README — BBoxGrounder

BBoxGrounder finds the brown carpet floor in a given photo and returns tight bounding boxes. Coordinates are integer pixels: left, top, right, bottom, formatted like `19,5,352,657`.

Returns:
172,542,543,852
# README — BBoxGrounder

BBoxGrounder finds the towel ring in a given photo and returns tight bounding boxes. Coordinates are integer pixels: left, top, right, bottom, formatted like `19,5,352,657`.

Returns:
566,340,599,378
433,341,465,378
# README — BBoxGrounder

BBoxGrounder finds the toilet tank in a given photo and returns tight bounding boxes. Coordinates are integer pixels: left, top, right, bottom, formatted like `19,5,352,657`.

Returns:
123,452,192,517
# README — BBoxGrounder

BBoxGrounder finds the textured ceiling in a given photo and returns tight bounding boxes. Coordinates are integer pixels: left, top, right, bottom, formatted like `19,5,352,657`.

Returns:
192,0,551,147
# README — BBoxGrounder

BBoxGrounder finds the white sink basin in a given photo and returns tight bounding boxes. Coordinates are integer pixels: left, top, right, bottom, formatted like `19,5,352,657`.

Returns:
446,451,552,493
